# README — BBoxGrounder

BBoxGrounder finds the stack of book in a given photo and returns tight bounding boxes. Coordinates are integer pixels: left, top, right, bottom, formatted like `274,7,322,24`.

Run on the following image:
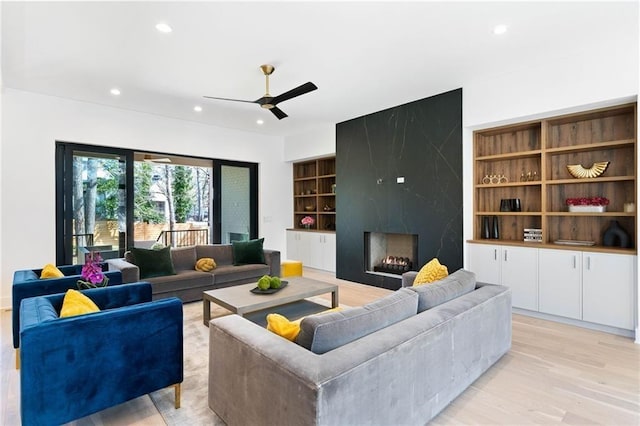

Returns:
524,228,542,243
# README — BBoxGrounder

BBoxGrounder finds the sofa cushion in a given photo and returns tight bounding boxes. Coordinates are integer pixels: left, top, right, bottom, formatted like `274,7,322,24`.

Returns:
232,238,266,265
413,258,449,286
60,289,100,318
408,268,476,312
130,246,176,279
296,288,418,354
171,246,197,271
147,270,212,295
213,264,270,285
197,245,233,266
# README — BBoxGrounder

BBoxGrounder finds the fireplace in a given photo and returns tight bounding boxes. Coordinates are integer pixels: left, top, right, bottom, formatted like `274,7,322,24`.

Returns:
365,232,418,277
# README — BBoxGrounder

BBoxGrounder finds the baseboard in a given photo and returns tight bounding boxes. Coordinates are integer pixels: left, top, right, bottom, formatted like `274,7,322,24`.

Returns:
513,307,636,339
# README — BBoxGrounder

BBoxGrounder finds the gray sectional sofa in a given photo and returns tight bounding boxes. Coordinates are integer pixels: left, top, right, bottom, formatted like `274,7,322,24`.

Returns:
107,244,280,302
208,269,512,425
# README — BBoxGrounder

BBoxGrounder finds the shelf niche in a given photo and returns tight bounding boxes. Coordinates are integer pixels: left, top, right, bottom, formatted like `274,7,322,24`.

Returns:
473,103,637,252
293,156,336,232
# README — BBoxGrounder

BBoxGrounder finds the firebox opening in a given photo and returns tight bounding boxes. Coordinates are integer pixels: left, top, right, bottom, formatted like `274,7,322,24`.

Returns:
365,232,418,277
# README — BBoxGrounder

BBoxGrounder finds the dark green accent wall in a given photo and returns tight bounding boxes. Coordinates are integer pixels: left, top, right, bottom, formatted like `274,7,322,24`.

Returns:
336,88,463,290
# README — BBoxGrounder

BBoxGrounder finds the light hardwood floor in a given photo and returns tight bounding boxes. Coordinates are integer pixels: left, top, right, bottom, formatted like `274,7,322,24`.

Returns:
2,269,639,425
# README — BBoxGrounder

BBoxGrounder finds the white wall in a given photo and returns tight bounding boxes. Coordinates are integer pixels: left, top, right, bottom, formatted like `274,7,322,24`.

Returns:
0,88,290,308
283,125,336,162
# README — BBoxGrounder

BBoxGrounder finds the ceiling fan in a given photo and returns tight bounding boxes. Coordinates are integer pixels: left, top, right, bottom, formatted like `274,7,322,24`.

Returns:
204,64,317,120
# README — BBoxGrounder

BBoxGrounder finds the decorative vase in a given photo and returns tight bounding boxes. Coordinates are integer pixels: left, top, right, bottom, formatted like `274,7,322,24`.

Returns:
491,216,500,239
602,220,631,248
482,216,491,239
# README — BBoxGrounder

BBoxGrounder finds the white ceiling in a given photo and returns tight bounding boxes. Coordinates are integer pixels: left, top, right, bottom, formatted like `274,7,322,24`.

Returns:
2,1,638,137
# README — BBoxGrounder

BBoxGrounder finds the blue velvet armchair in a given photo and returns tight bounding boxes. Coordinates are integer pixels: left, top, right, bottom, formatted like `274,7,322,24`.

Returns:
19,283,183,426
12,264,123,364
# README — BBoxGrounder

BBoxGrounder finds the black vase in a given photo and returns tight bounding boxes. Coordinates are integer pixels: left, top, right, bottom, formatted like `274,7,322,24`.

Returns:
482,216,491,239
491,215,500,239
602,220,631,248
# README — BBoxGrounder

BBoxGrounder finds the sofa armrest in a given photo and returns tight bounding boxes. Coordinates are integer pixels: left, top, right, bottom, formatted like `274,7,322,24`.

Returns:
263,249,281,277
11,270,122,349
401,271,418,287
107,258,140,283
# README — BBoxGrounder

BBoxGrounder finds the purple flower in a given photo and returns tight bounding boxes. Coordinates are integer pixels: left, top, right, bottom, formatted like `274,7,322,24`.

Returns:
81,252,105,284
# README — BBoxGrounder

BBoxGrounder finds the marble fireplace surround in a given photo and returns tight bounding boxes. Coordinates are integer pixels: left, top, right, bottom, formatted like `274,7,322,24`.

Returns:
336,88,463,290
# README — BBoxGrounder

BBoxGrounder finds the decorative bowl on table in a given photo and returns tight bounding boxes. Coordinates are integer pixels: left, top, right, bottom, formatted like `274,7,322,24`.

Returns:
304,205,315,211
251,281,288,294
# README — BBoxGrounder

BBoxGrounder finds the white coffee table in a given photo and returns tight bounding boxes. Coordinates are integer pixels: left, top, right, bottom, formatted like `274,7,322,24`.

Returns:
202,276,339,326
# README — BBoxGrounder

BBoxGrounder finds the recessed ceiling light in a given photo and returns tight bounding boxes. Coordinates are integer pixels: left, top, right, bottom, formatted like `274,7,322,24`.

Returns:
110,88,121,96
156,23,172,33
256,119,264,125
194,106,203,112
493,24,507,35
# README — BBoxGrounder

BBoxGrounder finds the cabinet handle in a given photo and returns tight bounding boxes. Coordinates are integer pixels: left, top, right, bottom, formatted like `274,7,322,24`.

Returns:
504,250,508,262
572,255,576,269
586,256,591,271
494,249,497,260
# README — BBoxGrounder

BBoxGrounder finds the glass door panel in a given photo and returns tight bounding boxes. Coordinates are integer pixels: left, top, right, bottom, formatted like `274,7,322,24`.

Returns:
57,145,131,265
213,161,258,244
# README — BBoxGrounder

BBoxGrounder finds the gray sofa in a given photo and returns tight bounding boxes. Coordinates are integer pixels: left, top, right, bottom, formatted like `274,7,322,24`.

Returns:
107,244,280,302
208,269,512,425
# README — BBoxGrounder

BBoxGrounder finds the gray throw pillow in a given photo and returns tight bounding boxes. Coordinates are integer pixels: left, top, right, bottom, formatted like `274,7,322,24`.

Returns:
129,246,176,279
408,268,476,312
296,288,418,354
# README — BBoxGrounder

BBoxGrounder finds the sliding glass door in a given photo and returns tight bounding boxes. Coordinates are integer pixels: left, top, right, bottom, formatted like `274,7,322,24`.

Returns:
57,143,259,265
56,143,133,265
213,161,258,244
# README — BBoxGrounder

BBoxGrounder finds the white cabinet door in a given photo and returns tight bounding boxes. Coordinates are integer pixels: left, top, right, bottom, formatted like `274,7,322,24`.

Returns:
286,230,299,260
322,233,336,273
539,249,582,320
467,243,501,284
286,230,336,272
582,252,635,330
305,232,324,269
501,246,538,311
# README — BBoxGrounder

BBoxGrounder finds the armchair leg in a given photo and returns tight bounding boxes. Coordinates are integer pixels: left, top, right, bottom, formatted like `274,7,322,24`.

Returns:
15,349,20,370
174,383,181,409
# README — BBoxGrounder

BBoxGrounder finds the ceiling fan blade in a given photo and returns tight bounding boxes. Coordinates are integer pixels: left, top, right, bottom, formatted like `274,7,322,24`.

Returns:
271,82,317,106
270,107,288,120
203,96,257,104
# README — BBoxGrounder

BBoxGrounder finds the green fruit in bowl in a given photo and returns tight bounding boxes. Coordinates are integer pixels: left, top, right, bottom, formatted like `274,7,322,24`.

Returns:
257,275,271,290
270,276,282,289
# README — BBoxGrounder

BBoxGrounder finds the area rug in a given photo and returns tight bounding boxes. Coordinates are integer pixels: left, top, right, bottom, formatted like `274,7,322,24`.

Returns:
149,297,335,425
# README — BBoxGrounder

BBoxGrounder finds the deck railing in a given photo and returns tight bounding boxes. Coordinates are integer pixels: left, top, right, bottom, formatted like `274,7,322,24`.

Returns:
157,229,209,247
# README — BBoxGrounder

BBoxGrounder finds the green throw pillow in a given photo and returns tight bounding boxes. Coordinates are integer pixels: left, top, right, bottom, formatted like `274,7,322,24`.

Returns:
232,238,266,265
130,246,176,279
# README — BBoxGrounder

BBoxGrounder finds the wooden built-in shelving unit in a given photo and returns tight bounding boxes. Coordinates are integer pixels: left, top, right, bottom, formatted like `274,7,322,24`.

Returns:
472,103,637,254
292,156,336,231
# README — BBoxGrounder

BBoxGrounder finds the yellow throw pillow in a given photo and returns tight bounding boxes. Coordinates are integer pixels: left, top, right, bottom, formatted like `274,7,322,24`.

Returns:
195,257,216,272
413,258,449,286
267,307,342,341
266,313,303,341
40,263,64,279
60,289,101,318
